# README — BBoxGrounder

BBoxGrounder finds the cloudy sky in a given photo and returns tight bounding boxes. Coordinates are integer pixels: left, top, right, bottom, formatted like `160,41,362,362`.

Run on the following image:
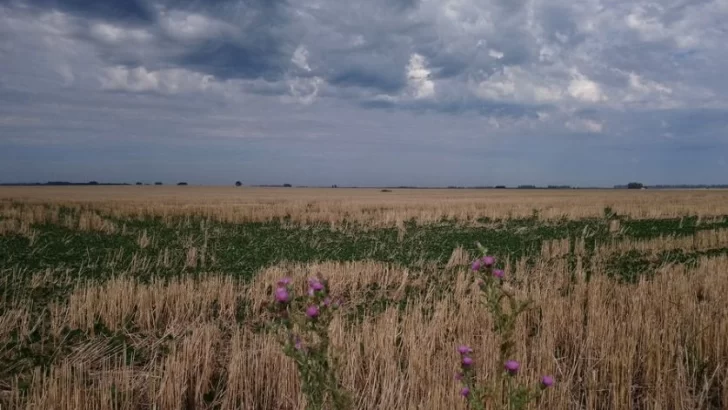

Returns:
1,0,727,186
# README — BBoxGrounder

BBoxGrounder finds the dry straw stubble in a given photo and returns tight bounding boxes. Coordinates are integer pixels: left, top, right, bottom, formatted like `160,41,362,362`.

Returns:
3,255,727,409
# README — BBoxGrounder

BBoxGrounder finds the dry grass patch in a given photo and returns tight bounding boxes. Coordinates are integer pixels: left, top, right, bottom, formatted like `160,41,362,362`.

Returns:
596,228,728,257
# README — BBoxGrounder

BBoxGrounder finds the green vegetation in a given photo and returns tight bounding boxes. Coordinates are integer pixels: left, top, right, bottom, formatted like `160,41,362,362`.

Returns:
3,210,728,287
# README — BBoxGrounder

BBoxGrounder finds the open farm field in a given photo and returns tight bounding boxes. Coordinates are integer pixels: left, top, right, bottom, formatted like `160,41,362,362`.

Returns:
1,187,728,409
4,186,728,226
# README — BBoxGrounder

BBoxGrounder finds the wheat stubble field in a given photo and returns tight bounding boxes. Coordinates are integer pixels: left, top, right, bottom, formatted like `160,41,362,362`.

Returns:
1,187,728,409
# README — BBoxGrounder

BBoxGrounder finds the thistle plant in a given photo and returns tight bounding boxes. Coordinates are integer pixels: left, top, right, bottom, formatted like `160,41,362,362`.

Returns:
266,276,351,410
456,244,553,409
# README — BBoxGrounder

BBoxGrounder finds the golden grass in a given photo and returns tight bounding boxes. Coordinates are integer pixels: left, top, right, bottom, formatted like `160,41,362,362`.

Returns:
595,228,728,257
536,228,728,261
2,256,727,409
2,186,728,226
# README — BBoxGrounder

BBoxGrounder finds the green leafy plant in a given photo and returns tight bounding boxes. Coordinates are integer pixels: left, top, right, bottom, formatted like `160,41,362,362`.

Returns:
455,244,553,409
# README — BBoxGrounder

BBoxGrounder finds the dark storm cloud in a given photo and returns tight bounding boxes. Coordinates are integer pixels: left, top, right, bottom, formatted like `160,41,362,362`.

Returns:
539,5,585,46
2,0,155,23
329,65,408,94
176,40,291,81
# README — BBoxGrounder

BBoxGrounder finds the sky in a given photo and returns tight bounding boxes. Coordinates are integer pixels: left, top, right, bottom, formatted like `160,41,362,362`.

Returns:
1,0,727,187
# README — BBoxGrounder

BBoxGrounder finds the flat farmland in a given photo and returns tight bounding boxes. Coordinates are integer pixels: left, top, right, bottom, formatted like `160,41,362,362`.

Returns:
1,187,727,409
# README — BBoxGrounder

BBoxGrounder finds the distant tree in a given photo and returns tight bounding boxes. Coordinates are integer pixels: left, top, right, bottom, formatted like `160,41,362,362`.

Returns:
627,182,644,189
136,182,143,186
495,185,507,189
235,181,242,187
88,181,98,185
283,183,292,187
177,182,188,186
154,182,163,186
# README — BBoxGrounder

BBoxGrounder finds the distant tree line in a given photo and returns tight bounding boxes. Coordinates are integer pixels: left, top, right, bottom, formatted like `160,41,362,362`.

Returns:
0,181,170,186
614,183,728,189
446,185,574,189
3,181,728,189
628,182,644,189
0,181,131,186
648,184,728,189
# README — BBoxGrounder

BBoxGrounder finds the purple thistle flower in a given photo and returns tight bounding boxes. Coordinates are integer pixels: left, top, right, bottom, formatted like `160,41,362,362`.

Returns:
277,277,292,287
457,345,473,355
323,297,332,306
504,360,520,375
461,356,474,368
471,259,481,271
275,287,290,303
482,256,495,267
294,336,303,350
305,305,320,318
454,372,464,381
492,269,504,279
541,375,554,388
460,387,470,397
309,278,325,293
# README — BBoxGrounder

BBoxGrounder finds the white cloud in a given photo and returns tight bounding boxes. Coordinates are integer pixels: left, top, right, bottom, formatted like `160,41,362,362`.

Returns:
566,118,603,133
538,45,559,63
286,45,323,104
438,0,494,36
488,49,504,59
474,66,563,103
625,8,667,42
99,66,219,94
159,11,235,42
628,73,671,95
292,45,312,71
554,32,569,44
406,53,435,99
624,4,705,50
90,23,151,44
286,76,324,105
568,70,605,103
350,35,365,46
606,69,677,107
